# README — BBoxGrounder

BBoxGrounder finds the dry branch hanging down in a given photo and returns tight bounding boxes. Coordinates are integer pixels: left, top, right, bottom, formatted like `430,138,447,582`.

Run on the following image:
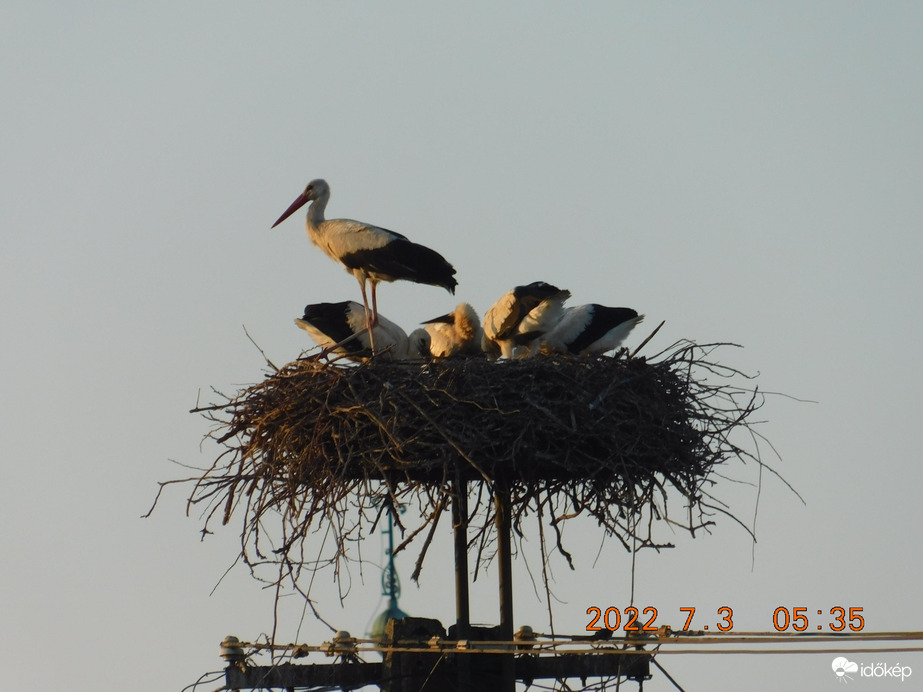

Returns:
179,340,769,595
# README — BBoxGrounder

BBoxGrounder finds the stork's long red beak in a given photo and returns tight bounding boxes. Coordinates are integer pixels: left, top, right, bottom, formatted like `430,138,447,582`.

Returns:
271,191,309,228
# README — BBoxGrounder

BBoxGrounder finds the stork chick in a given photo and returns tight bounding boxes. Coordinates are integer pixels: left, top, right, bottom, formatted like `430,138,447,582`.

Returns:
295,300,410,362
538,304,644,356
482,281,571,359
410,302,483,358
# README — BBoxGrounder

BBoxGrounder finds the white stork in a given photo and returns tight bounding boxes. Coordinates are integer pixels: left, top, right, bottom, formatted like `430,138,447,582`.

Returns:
295,301,410,362
272,179,457,349
538,304,644,356
409,302,483,358
481,281,571,359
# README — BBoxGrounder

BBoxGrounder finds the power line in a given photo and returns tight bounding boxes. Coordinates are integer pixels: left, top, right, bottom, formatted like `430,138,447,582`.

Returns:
223,630,923,659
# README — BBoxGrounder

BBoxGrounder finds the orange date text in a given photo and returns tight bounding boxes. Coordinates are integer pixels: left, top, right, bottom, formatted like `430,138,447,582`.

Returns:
585,606,735,633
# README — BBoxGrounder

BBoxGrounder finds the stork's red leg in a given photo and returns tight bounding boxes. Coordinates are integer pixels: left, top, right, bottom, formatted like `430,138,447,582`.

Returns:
358,279,377,353
369,281,380,328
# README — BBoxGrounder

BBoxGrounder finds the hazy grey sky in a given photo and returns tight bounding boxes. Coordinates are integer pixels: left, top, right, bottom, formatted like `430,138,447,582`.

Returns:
2,3,922,690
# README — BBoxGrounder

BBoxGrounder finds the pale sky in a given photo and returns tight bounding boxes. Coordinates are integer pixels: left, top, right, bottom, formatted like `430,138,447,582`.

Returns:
2,3,922,690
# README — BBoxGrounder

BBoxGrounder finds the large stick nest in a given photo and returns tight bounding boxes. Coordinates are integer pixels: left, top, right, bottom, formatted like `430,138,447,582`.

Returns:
176,341,770,600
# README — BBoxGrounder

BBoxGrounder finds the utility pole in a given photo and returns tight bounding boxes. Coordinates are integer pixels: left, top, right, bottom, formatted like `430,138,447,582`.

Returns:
494,480,515,692
452,473,473,691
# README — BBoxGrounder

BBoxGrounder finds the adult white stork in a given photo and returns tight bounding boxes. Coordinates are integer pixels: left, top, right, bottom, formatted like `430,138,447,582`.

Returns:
409,302,483,358
272,179,457,350
538,304,644,356
295,301,410,362
481,281,571,359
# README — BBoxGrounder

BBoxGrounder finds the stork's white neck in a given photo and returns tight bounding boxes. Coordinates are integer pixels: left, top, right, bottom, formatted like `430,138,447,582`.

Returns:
306,195,328,230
